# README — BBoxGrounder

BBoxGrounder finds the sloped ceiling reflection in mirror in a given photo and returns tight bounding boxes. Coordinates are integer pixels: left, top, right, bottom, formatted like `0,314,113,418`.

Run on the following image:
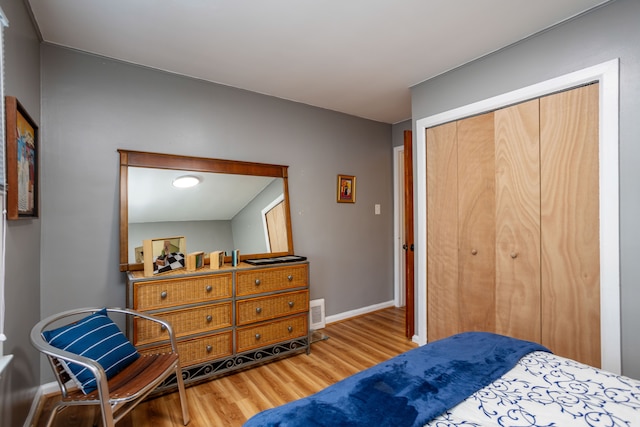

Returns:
128,167,277,223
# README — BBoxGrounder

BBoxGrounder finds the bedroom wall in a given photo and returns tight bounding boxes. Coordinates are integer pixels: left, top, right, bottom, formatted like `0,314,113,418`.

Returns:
0,0,43,423
391,120,411,148
39,44,394,382
411,0,640,378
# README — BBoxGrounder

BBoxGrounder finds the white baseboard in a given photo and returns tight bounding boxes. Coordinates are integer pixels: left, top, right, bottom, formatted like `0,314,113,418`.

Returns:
39,381,60,395
325,300,395,325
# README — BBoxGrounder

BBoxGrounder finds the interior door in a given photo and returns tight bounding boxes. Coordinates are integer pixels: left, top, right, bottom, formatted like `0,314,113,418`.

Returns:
540,83,600,367
494,99,541,343
426,121,459,341
266,201,288,252
457,112,496,333
403,131,415,338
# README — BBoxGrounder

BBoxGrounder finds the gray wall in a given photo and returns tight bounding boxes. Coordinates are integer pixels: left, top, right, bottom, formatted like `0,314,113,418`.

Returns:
411,0,640,378
232,178,284,254
392,119,411,148
0,0,42,424
39,44,393,382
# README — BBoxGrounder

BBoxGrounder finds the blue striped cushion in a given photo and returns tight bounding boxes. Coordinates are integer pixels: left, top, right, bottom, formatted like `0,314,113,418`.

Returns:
42,308,140,394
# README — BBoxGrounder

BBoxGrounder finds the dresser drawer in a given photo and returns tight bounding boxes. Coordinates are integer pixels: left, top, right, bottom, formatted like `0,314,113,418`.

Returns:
236,290,308,326
139,331,233,367
236,314,308,353
133,273,232,310
236,264,308,296
133,302,232,346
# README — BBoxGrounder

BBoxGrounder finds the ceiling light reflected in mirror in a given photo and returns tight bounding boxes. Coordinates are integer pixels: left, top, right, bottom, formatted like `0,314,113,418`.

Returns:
172,175,201,188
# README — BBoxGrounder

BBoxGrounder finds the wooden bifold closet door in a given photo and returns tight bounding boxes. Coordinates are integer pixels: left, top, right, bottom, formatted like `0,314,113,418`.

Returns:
426,83,600,367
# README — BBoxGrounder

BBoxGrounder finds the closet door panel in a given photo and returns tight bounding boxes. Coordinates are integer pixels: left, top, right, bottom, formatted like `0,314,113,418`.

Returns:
540,84,600,367
494,100,541,342
457,113,496,332
426,123,459,341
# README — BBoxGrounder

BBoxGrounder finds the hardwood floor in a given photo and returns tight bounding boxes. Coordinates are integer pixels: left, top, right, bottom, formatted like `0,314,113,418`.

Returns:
34,307,416,427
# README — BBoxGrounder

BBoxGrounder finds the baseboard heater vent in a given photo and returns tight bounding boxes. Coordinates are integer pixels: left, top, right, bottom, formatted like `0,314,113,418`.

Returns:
309,298,326,330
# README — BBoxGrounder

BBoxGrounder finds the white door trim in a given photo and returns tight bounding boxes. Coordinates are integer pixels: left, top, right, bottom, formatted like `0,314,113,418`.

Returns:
415,59,620,374
393,145,405,308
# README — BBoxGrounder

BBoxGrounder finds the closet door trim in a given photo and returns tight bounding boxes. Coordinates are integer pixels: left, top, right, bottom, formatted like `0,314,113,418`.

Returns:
415,59,620,374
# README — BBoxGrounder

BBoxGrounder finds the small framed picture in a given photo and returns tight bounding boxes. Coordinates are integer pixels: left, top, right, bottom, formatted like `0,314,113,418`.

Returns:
186,251,205,271
5,96,39,219
337,174,356,203
209,251,224,270
142,236,186,276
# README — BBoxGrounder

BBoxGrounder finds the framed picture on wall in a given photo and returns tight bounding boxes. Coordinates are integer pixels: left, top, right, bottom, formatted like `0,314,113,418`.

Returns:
5,96,39,219
337,174,356,203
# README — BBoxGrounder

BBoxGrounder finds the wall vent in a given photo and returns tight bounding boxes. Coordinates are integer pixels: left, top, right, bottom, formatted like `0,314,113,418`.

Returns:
309,298,326,330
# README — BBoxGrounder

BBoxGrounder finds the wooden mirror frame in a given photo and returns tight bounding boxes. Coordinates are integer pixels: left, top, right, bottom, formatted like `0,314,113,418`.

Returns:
118,149,294,272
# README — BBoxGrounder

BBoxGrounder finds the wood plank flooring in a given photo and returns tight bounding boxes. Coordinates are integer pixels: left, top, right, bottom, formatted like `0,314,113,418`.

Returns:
34,307,416,427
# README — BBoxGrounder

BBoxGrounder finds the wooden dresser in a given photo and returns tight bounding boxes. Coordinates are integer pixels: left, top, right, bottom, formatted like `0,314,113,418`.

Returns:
126,260,309,390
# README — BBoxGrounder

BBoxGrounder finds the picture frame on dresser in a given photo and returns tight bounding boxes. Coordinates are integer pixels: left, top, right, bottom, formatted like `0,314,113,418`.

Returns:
186,251,205,271
4,96,39,220
142,236,186,277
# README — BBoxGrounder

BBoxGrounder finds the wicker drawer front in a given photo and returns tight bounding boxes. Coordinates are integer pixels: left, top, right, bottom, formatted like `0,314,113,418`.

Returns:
236,290,308,326
133,302,232,346
236,314,308,353
139,331,233,367
133,273,232,310
236,264,308,296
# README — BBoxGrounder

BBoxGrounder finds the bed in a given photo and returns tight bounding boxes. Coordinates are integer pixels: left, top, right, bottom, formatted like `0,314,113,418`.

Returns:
243,332,640,427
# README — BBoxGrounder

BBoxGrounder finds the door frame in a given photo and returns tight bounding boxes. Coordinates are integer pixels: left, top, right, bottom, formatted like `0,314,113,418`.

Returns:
393,145,406,308
415,59,621,373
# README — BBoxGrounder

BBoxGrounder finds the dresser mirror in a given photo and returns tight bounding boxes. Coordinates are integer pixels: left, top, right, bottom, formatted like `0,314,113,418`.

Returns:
118,150,294,272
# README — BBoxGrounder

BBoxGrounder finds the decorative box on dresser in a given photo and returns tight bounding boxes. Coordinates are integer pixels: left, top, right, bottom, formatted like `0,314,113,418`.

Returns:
126,260,310,391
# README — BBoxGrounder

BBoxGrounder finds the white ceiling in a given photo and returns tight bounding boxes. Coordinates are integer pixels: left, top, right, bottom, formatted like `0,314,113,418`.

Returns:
26,0,609,124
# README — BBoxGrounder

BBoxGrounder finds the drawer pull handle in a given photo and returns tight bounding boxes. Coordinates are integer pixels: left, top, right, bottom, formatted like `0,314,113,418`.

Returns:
206,345,212,353
255,333,261,340
288,301,294,308
206,285,213,292
160,291,168,299
255,279,261,286
206,315,213,322
256,307,262,314
160,325,167,332
287,275,293,281
288,326,293,333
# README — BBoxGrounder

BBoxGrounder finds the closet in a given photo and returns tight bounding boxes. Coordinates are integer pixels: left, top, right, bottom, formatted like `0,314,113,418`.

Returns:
426,83,600,367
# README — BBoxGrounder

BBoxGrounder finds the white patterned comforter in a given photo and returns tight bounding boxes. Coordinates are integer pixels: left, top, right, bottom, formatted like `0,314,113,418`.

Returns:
426,351,640,427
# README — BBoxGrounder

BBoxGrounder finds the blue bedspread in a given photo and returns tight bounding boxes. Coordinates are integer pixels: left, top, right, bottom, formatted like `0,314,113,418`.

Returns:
243,332,550,427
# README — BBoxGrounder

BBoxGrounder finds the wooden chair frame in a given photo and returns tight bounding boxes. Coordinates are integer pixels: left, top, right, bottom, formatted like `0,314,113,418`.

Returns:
31,307,190,427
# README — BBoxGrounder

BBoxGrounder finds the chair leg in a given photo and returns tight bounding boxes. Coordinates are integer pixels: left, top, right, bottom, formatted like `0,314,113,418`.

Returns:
44,404,63,427
175,366,191,425
99,401,117,427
